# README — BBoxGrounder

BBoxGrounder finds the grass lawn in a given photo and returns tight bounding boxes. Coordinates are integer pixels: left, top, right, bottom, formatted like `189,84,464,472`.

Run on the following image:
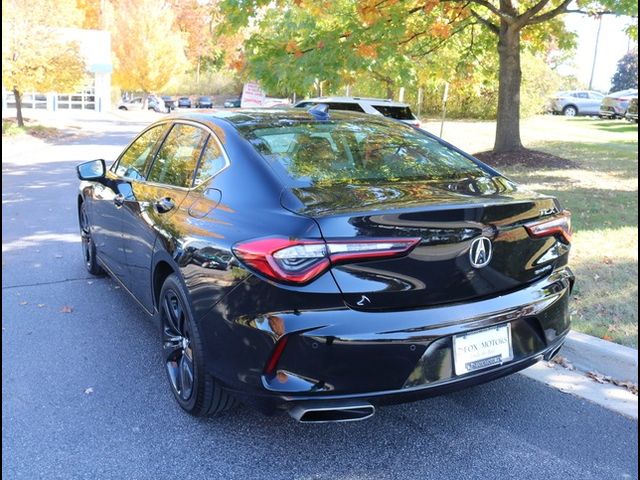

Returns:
423,116,638,348
2,117,61,138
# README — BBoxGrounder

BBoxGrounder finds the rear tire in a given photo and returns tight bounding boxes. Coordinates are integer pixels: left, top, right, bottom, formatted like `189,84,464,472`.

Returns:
160,274,236,416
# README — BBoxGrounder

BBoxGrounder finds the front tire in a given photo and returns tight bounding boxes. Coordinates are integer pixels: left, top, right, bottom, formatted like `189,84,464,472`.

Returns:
79,202,104,276
563,105,578,117
160,274,235,416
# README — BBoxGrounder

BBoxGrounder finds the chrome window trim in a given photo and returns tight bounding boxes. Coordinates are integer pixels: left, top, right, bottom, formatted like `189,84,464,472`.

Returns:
113,119,231,192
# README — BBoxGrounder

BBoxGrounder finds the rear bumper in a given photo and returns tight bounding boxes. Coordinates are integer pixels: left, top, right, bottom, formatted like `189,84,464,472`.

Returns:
202,267,574,414
600,105,624,117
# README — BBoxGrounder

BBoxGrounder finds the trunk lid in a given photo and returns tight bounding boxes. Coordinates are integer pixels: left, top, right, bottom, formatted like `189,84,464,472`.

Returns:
282,177,568,310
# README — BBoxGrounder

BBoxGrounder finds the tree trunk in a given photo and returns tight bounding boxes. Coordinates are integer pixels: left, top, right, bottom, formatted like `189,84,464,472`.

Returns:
196,56,201,86
13,88,24,128
494,23,523,152
385,81,393,100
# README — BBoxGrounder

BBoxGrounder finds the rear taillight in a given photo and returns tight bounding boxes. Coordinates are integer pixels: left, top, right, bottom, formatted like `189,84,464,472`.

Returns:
525,210,572,243
232,236,421,285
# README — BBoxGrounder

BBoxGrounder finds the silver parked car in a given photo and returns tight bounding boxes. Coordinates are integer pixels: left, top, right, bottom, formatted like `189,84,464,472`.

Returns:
549,90,604,117
600,89,638,119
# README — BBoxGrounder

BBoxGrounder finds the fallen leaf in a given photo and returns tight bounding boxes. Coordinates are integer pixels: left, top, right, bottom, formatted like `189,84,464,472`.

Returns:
593,274,600,280
19,301,27,305
87,281,93,285
37,304,45,308
550,355,575,371
84,387,94,395
54,254,63,259
60,306,73,313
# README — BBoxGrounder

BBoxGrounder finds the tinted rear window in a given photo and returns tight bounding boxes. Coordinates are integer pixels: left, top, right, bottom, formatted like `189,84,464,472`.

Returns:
371,105,415,120
241,119,487,185
296,102,365,112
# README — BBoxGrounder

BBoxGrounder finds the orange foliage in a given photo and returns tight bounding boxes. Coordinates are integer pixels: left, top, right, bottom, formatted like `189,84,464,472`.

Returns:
285,40,298,53
357,1,382,26
431,22,452,39
228,53,246,72
423,0,438,14
356,43,378,59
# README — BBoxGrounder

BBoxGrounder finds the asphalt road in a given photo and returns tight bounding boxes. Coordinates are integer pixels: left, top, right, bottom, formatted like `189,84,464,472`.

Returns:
2,112,638,480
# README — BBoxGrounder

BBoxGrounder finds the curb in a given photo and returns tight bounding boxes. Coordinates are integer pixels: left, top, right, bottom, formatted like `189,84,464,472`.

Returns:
520,362,638,420
562,330,638,383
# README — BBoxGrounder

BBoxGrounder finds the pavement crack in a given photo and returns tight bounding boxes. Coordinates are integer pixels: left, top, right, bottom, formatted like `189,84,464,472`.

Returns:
2,277,99,290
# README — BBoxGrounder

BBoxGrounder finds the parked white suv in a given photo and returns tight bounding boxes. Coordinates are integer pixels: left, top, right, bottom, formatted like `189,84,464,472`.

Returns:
294,97,420,127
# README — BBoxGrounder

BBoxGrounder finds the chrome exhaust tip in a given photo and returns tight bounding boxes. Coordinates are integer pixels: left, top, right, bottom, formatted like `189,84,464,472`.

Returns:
288,401,375,423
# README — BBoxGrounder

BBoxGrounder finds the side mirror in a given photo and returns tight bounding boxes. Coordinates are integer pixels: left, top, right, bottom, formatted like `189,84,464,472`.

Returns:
77,159,106,180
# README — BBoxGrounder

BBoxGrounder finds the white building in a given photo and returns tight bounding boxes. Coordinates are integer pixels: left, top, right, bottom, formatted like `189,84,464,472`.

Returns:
3,28,112,113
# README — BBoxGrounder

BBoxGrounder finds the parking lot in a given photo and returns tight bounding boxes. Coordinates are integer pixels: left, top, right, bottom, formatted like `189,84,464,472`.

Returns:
2,112,637,479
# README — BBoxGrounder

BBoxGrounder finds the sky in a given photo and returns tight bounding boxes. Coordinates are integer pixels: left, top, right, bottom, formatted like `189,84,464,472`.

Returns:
562,13,637,93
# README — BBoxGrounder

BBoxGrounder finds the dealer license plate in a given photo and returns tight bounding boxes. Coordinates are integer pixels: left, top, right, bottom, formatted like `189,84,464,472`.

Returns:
453,324,513,375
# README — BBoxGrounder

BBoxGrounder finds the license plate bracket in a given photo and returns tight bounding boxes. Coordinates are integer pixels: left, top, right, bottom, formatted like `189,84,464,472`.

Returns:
453,324,513,375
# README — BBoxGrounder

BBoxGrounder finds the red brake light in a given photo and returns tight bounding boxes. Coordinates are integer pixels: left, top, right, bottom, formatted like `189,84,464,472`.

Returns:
525,210,572,243
232,236,421,285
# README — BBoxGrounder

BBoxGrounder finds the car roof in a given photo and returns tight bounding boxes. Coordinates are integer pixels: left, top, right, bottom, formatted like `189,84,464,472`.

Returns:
608,89,638,96
297,96,411,107
161,108,405,131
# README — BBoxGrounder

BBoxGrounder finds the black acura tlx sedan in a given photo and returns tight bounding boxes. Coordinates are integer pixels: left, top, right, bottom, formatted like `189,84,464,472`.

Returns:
76,106,574,422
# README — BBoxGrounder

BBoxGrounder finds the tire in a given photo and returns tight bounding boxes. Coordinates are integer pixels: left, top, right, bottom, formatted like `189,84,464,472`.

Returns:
118,106,127,111
563,105,578,117
79,201,104,276
160,274,235,416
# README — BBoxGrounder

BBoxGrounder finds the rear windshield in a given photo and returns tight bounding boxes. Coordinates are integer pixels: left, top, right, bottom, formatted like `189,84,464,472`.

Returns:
371,105,415,120
240,119,488,185
296,102,365,112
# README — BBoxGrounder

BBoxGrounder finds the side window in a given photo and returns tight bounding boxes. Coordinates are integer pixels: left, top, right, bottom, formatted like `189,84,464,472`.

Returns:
576,92,589,99
114,125,166,180
194,136,227,185
147,123,207,188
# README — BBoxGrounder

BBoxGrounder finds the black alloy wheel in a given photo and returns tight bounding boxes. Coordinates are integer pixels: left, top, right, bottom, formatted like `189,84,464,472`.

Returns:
160,274,235,416
162,288,195,402
79,202,104,275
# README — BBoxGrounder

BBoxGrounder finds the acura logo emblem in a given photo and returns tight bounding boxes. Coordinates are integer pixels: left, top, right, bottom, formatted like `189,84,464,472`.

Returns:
469,237,492,268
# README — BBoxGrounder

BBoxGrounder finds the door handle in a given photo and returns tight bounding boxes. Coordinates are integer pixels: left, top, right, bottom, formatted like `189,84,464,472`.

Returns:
155,197,175,213
114,194,125,207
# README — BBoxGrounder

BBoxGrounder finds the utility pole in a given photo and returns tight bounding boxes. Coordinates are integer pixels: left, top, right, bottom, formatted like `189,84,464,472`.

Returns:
439,83,449,138
588,15,603,91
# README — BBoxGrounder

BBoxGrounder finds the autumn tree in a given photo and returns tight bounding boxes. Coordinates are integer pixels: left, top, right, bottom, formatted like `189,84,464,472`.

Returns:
111,0,188,102
170,0,216,85
611,49,638,91
2,0,86,127
222,0,637,153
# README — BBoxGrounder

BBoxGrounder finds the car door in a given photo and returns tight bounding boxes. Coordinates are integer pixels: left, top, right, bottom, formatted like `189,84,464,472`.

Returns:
585,92,604,115
91,124,168,283
120,122,209,312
